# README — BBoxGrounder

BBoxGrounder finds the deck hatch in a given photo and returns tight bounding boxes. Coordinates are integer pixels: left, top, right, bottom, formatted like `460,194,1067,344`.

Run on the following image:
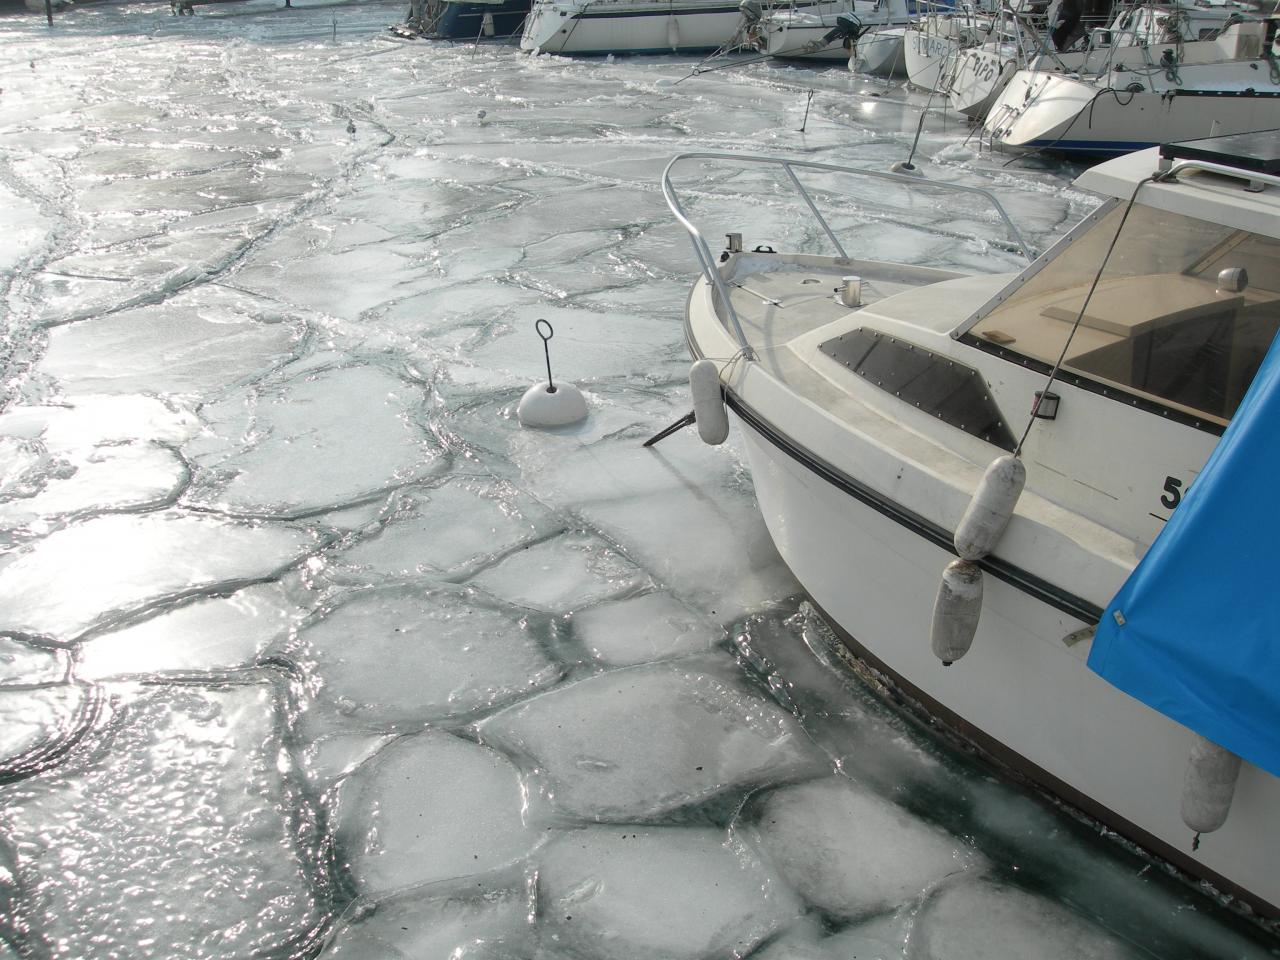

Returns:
820,328,1016,451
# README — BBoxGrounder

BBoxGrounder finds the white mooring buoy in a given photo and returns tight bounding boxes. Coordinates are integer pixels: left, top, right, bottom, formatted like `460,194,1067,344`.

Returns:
689,358,729,445
516,319,588,429
1182,733,1243,846
931,559,983,665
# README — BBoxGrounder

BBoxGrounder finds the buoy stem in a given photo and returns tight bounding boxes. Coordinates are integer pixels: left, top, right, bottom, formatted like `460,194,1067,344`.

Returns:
536,319,556,392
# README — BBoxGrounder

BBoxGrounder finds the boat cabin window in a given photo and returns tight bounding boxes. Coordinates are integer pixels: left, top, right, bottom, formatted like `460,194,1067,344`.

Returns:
965,203,1280,425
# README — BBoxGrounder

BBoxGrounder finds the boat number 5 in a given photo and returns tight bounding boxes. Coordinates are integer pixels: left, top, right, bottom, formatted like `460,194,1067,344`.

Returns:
1160,475,1183,510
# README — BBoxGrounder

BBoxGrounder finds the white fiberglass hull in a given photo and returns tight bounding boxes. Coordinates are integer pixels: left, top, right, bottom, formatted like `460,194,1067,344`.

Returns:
902,24,959,92
728,402,1279,912
521,0,745,54
945,44,1018,120
984,69,1280,158
675,230,1280,914
851,26,906,76
760,0,910,61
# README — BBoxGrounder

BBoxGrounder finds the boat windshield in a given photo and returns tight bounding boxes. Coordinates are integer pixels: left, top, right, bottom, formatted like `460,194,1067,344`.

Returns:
964,202,1280,425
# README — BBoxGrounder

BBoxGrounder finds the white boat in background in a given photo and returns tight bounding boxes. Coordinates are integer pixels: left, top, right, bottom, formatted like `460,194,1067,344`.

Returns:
661,135,1280,918
850,24,909,73
755,0,929,61
520,0,756,54
954,0,1263,124
983,16,1280,156
902,8,997,92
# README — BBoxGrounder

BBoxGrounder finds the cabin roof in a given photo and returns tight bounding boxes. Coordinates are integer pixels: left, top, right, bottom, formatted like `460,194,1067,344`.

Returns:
1074,144,1280,241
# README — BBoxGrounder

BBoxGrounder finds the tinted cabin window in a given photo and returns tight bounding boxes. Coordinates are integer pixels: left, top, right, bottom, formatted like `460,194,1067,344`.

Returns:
966,204,1280,425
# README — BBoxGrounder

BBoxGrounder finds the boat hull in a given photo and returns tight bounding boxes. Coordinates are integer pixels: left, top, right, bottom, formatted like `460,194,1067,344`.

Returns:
520,0,745,54
984,70,1280,158
946,45,1017,120
430,0,531,39
851,26,907,76
728,396,1280,916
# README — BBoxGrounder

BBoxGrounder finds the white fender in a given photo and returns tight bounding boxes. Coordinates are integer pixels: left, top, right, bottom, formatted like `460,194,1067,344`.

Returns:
1181,734,1242,837
517,381,588,428
930,559,983,665
690,358,729,445
954,454,1025,561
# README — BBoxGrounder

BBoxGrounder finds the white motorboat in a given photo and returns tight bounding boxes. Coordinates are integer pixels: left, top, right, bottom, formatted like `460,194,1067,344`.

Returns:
661,135,1280,917
982,13,1279,156
520,0,755,53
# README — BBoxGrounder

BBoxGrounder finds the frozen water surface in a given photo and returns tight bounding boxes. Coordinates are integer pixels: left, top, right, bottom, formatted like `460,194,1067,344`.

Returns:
0,3,1275,959
478,655,829,820
334,729,537,896
0,512,312,640
750,776,983,920
537,826,802,959
296,584,561,729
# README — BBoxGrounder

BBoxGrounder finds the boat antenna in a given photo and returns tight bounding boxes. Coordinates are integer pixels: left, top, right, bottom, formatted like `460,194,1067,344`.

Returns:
1013,173,1161,457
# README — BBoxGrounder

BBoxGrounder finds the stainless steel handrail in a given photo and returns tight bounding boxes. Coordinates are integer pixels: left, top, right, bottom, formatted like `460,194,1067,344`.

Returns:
1161,158,1280,194
661,152,1034,356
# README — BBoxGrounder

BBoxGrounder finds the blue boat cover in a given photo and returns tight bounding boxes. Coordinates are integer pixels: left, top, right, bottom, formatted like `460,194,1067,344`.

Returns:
1089,331,1280,778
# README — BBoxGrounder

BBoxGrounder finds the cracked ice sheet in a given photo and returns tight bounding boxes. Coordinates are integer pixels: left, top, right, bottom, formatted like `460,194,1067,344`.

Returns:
748,777,983,921
502,402,798,613
0,680,325,960
468,531,647,615
331,479,563,581
536,826,803,960
334,729,539,897
0,442,185,536
77,581,308,680
320,868,534,959
0,184,51,277
294,585,561,731
0,684,95,776
184,363,442,518
913,879,1136,960
570,592,722,668
39,286,303,398
477,655,829,822
0,513,312,641
462,302,682,386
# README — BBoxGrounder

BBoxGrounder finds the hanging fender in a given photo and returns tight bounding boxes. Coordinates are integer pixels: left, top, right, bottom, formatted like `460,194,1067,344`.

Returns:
931,559,983,666
954,454,1025,561
689,358,729,445
1182,734,1242,844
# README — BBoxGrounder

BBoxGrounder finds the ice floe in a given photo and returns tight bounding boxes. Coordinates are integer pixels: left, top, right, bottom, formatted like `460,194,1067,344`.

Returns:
0,512,312,641
184,363,442,518
334,729,538,896
296,585,561,729
749,776,982,920
536,826,802,960
478,655,829,821
0,679,324,959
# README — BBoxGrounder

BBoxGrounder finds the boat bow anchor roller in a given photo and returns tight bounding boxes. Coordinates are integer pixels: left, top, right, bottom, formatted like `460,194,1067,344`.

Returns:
662,137,1280,918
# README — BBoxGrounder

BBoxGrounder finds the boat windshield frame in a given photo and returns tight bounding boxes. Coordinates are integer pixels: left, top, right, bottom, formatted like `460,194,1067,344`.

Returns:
662,152,1034,357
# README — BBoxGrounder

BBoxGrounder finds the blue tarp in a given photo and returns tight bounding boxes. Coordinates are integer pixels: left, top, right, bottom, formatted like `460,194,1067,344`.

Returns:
1089,332,1280,778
